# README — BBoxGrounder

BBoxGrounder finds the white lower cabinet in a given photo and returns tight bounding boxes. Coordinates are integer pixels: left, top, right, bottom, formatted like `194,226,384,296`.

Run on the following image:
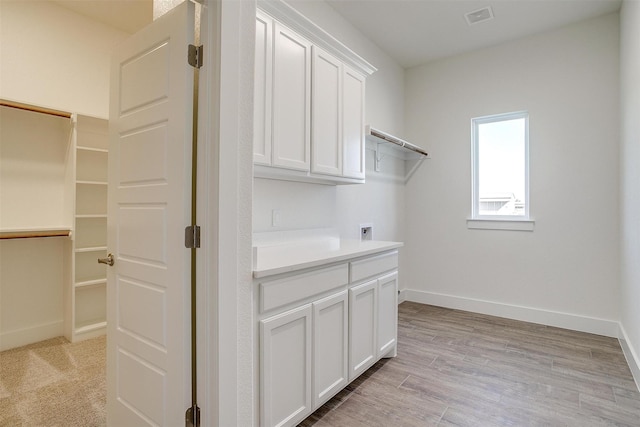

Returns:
377,272,398,358
348,280,378,381
260,304,313,427
258,250,399,427
313,290,349,408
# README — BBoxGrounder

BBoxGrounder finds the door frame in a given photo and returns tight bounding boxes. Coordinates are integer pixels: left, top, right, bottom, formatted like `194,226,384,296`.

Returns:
198,0,256,426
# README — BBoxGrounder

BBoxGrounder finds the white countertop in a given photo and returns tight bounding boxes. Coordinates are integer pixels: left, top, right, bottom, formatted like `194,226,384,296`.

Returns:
253,236,403,279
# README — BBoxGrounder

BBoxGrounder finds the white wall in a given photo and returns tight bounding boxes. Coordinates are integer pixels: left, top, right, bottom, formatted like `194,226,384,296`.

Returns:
0,238,66,350
0,1,128,118
619,0,640,384
252,0,407,245
403,13,621,335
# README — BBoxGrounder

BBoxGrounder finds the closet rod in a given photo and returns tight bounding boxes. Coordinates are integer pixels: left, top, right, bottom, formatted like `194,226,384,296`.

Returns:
1,99,71,119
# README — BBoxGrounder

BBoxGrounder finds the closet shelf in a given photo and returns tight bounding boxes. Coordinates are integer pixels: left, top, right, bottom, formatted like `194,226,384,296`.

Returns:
75,214,107,219
77,146,108,153
75,278,107,288
76,180,108,186
75,246,107,253
0,228,71,240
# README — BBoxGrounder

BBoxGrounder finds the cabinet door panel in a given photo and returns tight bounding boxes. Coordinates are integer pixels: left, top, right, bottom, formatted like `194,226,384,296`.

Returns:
254,12,273,165
311,47,342,176
261,305,313,427
348,279,377,381
313,290,348,408
342,67,365,179
272,23,311,171
377,272,398,358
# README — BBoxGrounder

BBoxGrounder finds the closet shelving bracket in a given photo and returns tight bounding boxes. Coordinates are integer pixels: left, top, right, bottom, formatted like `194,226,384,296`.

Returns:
365,125,429,183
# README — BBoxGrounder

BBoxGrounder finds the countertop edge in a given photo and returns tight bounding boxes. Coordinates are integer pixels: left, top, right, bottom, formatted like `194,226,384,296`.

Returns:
253,241,403,279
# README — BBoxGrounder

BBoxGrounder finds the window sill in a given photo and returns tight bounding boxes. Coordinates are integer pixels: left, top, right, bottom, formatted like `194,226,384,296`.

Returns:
467,218,535,231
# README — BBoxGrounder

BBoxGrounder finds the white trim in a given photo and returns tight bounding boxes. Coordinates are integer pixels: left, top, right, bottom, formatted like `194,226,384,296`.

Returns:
0,320,64,351
403,289,619,338
398,288,408,304
619,324,640,392
467,218,535,231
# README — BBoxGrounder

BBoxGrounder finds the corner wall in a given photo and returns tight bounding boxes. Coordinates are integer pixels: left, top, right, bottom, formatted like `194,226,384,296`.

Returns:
0,1,128,117
403,13,621,336
619,0,640,386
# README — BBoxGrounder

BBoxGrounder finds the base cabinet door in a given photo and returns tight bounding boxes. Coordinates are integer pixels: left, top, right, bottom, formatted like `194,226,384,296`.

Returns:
348,279,378,381
261,304,313,427
377,272,398,358
313,290,348,408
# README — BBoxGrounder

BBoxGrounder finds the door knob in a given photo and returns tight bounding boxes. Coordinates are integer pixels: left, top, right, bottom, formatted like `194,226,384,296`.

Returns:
98,253,115,266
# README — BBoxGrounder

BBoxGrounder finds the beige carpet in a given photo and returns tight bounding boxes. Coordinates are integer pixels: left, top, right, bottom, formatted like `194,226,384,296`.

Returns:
0,336,106,427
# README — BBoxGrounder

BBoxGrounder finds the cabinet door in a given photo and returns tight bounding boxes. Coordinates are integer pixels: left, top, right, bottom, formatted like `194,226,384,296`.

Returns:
254,12,273,165
261,304,313,427
342,66,365,179
377,272,398,358
272,22,311,171
313,290,348,408
348,279,377,381
311,47,342,176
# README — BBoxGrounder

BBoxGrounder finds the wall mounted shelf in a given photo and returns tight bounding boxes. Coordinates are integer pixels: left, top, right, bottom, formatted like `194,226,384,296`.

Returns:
365,126,429,183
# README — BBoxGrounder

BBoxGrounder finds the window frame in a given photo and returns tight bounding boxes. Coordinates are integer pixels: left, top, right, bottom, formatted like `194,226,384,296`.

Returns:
470,111,531,227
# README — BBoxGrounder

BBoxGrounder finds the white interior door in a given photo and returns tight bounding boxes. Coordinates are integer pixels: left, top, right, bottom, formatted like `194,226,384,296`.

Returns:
107,2,195,425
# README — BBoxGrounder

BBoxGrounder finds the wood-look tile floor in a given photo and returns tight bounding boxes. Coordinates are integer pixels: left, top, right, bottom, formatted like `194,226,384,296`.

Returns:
299,302,640,427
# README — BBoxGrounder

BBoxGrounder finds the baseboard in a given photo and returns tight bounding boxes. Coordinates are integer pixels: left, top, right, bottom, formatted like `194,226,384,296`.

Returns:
618,324,640,392
402,289,620,338
0,320,64,352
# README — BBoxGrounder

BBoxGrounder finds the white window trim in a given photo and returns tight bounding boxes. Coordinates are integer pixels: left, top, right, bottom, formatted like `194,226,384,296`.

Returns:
467,218,534,231
470,111,531,230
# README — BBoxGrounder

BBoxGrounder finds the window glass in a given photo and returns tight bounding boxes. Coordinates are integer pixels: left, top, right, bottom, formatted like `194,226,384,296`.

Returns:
472,112,529,219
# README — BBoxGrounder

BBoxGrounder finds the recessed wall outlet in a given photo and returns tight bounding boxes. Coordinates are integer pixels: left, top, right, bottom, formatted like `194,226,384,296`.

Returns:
360,223,373,241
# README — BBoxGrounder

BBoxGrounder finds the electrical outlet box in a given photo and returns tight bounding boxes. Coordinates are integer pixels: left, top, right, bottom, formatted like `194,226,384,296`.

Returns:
360,223,373,241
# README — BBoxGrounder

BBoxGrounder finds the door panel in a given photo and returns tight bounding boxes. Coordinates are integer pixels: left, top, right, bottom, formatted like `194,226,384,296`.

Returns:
377,272,398,358
254,11,273,165
272,22,311,171
107,2,194,425
342,67,365,179
311,47,342,176
313,290,348,408
348,279,377,381
261,305,313,427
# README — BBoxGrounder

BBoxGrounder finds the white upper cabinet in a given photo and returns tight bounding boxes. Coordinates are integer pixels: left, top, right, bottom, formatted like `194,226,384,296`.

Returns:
311,47,342,176
254,2,376,185
254,11,273,166
342,67,366,180
272,22,311,171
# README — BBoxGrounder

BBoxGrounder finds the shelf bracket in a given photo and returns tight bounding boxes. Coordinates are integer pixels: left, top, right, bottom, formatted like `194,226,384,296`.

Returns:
374,142,383,172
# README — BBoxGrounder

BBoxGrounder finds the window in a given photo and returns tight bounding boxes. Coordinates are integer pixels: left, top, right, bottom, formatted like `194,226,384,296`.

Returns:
471,111,530,224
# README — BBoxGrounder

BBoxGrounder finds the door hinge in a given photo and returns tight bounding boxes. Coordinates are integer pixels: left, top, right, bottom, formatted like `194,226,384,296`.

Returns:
186,405,200,427
185,225,201,249
188,44,203,69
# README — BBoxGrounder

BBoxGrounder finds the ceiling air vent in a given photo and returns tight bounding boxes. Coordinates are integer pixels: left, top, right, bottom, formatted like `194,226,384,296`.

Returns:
465,6,494,25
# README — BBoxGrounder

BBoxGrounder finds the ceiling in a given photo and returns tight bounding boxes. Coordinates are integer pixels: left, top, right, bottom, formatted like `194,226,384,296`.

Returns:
326,0,622,68
54,0,621,68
